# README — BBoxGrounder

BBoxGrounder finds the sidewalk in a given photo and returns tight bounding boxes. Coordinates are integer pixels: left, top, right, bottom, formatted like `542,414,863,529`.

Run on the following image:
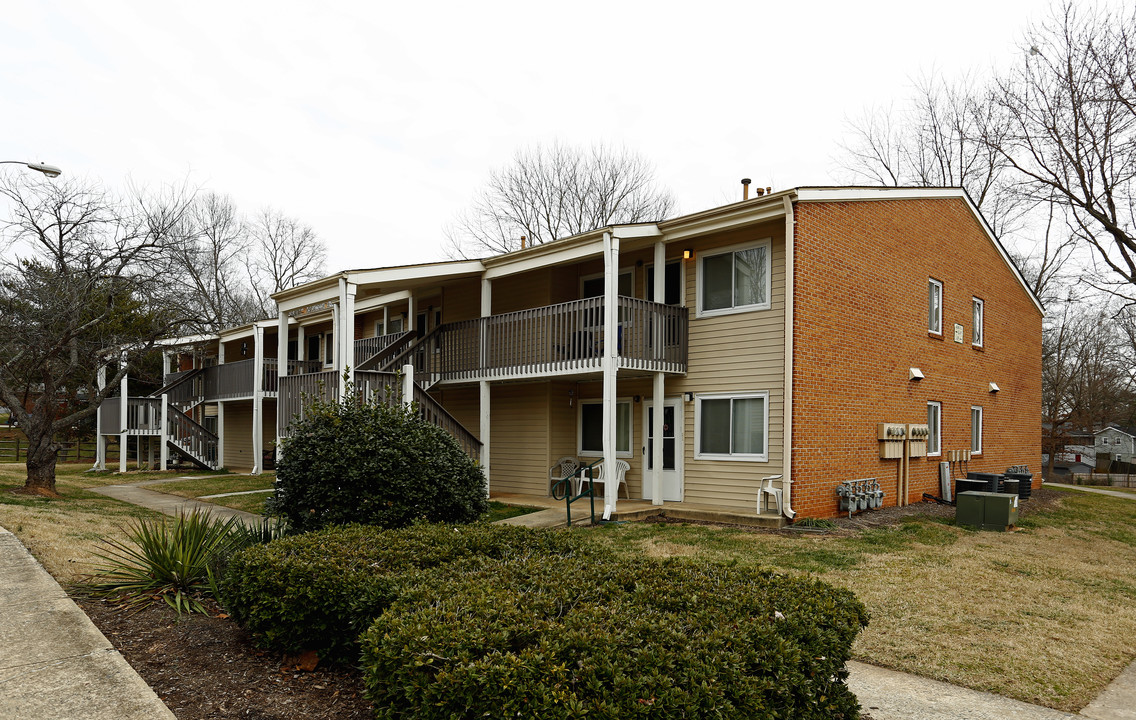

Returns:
89,482,263,525
0,525,176,720
1045,482,1136,501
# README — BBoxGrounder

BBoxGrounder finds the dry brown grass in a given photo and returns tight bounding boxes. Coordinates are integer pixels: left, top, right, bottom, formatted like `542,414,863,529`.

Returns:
593,489,1136,712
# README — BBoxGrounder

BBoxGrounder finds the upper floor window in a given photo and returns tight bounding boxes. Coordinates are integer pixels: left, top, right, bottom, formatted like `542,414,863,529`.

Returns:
698,239,771,317
927,401,942,456
973,297,984,347
928,279,943,335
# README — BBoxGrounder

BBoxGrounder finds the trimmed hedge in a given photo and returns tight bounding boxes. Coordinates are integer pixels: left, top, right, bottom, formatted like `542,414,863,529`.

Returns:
361,557,869,719
220,523,603,663
270,389,488,532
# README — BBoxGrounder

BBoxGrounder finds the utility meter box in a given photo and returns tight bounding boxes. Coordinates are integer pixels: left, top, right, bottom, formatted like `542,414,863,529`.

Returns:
907,423,930,457
956,491,1019,531
877,423,907,459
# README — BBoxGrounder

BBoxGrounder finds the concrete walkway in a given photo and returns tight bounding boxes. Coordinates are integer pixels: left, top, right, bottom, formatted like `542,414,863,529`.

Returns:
0,526,176,720
89,483,263,525
1045,482,1136,501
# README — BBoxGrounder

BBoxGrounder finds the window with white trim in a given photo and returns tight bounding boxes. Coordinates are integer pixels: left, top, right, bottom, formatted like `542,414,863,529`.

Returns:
927,401,941,456
323,333,335,368
973,297,984,347
928,278,943,334
698,239,771,317
971,406,983,454
578,399,632,457
695,392,768,461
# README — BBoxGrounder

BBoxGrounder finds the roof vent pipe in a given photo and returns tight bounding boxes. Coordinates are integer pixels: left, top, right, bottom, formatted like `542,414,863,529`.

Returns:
756,187,765,197
741,178,751,200
520,235,527,250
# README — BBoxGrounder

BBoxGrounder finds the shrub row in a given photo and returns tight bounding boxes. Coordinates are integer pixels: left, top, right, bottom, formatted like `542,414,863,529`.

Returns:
360,556,869,720
221,523,602,662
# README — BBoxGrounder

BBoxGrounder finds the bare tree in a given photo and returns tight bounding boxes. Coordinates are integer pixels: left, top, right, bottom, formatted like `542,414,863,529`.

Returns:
991,2,1136,298
246,207,327,315
446,142,677,257
0,173,191,495
839,73,1031,237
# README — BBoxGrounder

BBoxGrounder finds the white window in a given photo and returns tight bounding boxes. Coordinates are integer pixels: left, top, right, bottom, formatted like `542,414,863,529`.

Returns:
695,392,768,461
927,401,941,456
971,406,983,454
1102,437,1109,446
697,239,772,317
973,297,984,347
324,333,335,368
928,279,943,334
578,399,632,457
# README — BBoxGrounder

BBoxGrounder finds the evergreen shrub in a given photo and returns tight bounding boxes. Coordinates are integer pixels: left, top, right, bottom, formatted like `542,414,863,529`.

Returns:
268,387,488,532
361,556,869,719
221,523,602,662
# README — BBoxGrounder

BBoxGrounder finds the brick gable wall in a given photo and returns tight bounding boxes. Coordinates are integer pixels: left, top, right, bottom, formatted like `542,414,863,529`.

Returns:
790,198,1042,519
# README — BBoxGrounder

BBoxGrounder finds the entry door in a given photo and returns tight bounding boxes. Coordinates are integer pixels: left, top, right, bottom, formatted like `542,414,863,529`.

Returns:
643,398,683,501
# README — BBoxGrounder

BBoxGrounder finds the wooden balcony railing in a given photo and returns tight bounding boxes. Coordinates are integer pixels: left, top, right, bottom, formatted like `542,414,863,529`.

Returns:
390,296,687,384
96,397,161,435
354,332,410,368
276,370,338,437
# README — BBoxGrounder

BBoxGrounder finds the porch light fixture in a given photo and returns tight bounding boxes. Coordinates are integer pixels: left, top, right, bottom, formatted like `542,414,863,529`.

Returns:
568,389,574,407
241,342,248,357
1,160,63,178
989,382,1000,393
909,368,924,381
683,248,694,260
683,392,694,402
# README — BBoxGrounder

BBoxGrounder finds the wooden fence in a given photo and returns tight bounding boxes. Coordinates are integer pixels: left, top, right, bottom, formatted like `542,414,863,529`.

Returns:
0,438,121,463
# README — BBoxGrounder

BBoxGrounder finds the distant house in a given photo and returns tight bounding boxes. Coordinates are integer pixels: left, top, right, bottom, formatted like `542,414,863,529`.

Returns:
96,186,1042,520
1095,425,1136,465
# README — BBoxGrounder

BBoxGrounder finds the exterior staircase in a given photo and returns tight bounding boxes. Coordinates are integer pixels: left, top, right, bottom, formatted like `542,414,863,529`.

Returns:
164,403,218,470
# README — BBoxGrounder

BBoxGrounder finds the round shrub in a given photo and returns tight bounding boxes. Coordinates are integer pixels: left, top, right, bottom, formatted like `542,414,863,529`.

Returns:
269,388,488,532
221,523,603,663
361,557,869,719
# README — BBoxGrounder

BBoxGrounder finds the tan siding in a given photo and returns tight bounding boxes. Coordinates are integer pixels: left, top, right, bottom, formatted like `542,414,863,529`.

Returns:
488,383,550,495
222,401,254,469
431,386,481,441
357,309,385,337
443,280,481,323
492,270,552,314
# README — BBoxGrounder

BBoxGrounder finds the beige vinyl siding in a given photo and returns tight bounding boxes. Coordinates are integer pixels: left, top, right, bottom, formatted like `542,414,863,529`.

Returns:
443,280,481,323
357,309,384,337
668,220,787,511
548,381,580,494
492,270,552,314
488,383,550,496
430,386,481,441
222,401,254,469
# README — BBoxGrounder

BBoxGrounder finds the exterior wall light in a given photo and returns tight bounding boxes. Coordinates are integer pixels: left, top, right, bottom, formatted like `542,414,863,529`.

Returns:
683,248,694,260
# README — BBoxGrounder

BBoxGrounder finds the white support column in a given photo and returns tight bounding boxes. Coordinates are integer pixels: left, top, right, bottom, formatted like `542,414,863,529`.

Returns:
479,380,491,498
162,351,173,384
652,240,666,506
251,325,265,475
95,363,106,470
119,351,128,473
331,303,341,381
160,394,169,471
277,313,289,377
407,294,417,335
217,402,226,470
479,275,492,495
147,436,155,470
601,231,620,519
402,363,415,407
340,280,356,389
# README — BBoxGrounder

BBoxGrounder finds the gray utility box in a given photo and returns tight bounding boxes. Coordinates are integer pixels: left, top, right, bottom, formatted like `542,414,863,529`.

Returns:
956,491,1019,531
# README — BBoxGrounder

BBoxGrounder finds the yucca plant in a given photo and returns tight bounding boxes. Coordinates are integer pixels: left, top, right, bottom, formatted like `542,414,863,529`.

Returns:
83,510,247,615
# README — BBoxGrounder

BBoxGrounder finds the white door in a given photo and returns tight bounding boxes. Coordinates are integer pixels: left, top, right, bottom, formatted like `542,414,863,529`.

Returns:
643,398,683,501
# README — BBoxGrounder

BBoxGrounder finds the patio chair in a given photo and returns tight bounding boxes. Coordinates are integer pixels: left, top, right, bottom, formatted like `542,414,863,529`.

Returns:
756,474,785,516
586,459,630,499
549,456,581,498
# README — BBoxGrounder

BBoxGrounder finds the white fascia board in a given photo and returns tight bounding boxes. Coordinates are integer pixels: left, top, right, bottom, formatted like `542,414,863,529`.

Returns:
346,260,485,288
353,289,413,314
219,325,260,341
154,333,218,347
277,288,339,314
1096,427,1136,438
611,223,662,239
484,241,604,280
660,200,788,243
796,187,1045,315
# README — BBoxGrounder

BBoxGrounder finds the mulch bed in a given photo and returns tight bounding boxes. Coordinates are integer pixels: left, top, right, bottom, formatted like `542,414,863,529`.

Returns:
77,598,371,720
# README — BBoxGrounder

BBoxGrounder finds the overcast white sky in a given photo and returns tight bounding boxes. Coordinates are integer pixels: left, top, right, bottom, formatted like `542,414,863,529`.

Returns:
3,0,1073,272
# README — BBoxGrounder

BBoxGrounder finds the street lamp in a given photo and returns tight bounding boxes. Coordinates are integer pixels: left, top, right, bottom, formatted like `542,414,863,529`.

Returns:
0,161,63,178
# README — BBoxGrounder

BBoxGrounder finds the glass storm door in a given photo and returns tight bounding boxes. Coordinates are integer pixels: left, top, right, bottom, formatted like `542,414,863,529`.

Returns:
644,398,683,501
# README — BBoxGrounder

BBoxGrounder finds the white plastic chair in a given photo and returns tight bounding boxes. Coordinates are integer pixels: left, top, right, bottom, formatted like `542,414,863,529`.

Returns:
587,459,630,499
757,474,784,516
549,456,581,497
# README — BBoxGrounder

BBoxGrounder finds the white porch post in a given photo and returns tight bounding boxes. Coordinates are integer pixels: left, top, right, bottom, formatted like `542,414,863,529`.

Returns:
296,325,305,364
381,306,389,335
331,302,340,387
652,240,666,506
407,294,417,335
217,402,226,470
277,313,289,377
160,394,169,471
251,325,264,475
479,274,492,496
95,363,106,470
118,351,128,473
402,364,415,408
601,231,620,519
339,279,356,391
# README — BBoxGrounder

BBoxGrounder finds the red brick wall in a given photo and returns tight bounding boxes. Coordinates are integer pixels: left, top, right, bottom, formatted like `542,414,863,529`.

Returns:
790,198,1042,519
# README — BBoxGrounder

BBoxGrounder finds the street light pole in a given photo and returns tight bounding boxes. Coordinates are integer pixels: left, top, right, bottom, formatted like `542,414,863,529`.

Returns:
0,161,62,178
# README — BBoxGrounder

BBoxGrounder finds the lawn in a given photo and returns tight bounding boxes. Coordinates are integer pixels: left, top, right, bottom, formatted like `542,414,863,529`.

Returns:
586,487,1136,712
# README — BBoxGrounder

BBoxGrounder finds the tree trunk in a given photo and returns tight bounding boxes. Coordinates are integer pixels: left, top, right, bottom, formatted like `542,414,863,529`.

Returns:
19,426,61,498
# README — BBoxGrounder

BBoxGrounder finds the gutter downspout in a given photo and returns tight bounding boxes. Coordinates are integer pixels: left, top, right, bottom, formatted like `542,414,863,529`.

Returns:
781,197,797,520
